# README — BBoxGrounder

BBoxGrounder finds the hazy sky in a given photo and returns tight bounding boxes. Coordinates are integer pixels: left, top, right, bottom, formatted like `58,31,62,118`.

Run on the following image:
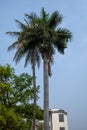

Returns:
0,0,87,130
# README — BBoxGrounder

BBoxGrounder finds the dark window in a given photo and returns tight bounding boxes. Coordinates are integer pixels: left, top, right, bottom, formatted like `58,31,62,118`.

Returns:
59,114,64,122
60,127,65,130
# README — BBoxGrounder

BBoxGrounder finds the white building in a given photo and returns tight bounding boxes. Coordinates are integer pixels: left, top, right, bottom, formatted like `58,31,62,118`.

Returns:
49,109,68,130
35,109,68,130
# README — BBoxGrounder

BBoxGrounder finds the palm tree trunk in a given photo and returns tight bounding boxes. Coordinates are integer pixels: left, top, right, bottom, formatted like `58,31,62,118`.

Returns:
43,53,49,130
32,51,36,130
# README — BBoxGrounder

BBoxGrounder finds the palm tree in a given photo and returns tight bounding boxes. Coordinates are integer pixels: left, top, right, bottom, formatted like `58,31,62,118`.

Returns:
7,8,72,130
6,14,41,130
32,8,72,130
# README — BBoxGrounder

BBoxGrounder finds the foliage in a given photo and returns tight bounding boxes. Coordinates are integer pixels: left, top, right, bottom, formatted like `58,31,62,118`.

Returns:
15,103,43,120
0,64,41,130
0,104,21,130
7,8,72,77
0,65,33,106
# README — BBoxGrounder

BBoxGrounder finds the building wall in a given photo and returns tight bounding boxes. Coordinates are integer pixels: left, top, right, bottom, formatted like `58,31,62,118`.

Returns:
35,109,68,130
50,109,68,130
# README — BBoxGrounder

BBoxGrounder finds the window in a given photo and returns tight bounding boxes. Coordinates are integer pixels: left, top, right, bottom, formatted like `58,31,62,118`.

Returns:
59,114,64,122
60,127,65,130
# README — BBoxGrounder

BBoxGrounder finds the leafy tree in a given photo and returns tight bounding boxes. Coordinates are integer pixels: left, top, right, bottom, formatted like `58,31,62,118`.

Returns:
0,64,40,130
16,103,43,128
0,64,36,107
6,7,72,130
0,104,21,130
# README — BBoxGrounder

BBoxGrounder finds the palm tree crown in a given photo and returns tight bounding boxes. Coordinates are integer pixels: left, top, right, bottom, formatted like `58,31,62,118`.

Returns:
31,8,72,76
7,15,41,67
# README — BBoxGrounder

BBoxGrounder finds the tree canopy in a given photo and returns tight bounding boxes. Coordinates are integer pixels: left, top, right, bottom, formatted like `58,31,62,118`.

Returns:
0,64,42,130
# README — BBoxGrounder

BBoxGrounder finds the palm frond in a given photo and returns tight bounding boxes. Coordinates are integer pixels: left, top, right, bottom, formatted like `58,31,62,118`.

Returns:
6,31,20,37
24,48,41,68
53,28,72,54
24,18,29,26
8,41,18,51
15,19,27,30
48,11,62,29
25,13,37,24
57,28,72,40
24,49,33,67
13,47,26,64
41,7,49,22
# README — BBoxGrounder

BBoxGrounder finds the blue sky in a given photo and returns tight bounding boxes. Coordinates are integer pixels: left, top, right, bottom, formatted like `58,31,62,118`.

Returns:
0,0,87,130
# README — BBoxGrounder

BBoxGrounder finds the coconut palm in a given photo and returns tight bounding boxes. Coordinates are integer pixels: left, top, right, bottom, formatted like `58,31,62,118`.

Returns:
6,14,41,130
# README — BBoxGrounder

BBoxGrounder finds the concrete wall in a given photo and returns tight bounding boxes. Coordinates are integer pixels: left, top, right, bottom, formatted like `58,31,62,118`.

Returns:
34,109,68,130
50,109,68,130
